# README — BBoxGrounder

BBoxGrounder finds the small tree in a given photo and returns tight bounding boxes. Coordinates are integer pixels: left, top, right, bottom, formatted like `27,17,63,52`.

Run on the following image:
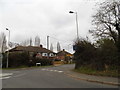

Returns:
96,38,118,68
74,38,97,69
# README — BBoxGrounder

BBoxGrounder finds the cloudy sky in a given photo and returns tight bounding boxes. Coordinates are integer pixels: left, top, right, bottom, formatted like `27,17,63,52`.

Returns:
0,0,104,53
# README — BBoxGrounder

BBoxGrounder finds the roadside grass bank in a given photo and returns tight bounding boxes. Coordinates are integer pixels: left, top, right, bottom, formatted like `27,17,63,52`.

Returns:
73,66,119,78
2,65,54,70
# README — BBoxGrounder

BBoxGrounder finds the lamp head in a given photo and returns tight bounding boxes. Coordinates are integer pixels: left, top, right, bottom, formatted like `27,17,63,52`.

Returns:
69,11,74,13
6,28,9,30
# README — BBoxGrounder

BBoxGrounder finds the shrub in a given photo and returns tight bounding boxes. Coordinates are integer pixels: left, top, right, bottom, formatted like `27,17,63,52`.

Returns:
35,58,53,66
74,38,119,71
2,51,29,68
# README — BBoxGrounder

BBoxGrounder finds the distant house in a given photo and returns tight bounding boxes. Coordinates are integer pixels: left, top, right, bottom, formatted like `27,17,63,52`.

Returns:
56,49,73,63
9,45,56,60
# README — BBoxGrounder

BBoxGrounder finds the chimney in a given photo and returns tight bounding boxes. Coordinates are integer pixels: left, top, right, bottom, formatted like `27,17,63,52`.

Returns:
40,45,43,48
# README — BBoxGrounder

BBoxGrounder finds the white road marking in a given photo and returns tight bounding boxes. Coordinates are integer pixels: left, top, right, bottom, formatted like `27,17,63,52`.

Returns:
0,76,11,80
58,71,63,73
0,73,13,77
41,69,63,73
53,70,58,72
0,73,13,80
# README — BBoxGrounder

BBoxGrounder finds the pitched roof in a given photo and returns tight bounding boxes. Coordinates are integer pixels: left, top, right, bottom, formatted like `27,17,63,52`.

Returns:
9,46,55,53
57,49,73,56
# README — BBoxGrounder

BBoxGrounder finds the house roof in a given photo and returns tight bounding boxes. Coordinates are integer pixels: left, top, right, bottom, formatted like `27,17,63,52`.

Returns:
57,49,73,56
9,46,55,53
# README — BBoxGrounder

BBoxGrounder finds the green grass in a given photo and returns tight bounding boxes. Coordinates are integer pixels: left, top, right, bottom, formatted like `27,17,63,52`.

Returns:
73,66,119,77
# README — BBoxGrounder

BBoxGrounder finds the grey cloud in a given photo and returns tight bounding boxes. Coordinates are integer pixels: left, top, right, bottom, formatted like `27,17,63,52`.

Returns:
0,0,103,53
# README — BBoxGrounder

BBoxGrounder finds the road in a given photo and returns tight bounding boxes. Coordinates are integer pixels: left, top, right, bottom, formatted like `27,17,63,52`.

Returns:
2,64,118,88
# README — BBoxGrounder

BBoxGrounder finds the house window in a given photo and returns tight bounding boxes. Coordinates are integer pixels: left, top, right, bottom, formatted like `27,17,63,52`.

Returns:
49,53,54,57
36,53,42,58
42,53,48,56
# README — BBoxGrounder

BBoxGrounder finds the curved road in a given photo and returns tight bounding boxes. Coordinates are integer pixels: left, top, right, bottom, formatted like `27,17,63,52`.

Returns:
2,64,118,88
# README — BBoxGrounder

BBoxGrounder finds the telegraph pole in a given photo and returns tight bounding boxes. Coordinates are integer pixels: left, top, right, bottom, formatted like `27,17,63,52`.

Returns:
69,11,79,40
6,28,10,68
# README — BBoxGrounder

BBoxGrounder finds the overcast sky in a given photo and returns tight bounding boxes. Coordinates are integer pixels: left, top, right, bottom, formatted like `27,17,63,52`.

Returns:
0,0,104,53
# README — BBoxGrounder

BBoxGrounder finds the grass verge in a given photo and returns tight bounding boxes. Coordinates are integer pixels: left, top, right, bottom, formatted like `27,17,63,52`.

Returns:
73,66,119,77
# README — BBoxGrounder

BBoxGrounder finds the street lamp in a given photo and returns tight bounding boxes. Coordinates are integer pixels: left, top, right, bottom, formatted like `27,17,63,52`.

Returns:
69,11,79,40
6,28,10,68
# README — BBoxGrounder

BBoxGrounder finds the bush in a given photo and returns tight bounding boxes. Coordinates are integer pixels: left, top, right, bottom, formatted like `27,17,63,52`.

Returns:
74,38,119,71
3,51,29,68
2,53,7,68
74,39,97,69
35,58,53,66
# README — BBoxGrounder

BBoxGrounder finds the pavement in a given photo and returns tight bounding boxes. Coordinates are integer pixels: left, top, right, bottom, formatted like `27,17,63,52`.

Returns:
62,65,120,86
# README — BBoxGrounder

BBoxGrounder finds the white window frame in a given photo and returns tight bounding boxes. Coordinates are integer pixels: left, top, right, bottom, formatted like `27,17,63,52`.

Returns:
42,53,48,56
49,53,54,57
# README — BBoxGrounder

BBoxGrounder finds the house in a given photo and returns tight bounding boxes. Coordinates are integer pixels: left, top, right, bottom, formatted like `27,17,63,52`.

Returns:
3,45,57,67
9,45,56,60
56,49,73,63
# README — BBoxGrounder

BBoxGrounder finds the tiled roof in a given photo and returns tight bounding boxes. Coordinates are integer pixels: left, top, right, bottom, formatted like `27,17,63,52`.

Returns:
9,46,55,53
57,50,72,56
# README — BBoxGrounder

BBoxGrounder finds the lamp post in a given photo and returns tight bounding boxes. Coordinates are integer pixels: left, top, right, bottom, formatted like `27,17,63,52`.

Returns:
69,11,79,40
6,28,10,68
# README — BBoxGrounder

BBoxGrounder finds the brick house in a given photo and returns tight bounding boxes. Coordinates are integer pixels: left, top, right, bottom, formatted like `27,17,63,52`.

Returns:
56,49,73,63
9,45,56,61
3,45,57,67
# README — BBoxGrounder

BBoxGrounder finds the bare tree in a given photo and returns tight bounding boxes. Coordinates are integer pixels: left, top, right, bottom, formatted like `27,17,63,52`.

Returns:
0,32,7,53
35,36,40,46
50,43,53,51
89,0,120,51
57,42,61,52
8,42,20,48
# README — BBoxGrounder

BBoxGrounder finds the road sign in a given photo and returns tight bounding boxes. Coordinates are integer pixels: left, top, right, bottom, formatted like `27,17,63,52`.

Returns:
73,45,77,51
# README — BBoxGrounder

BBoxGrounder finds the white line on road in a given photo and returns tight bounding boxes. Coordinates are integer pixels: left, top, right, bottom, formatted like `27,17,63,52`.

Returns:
41,69,63,73
0,73,13,77
0,73,13,80
53,70,58,72
0,76,11,80
58,71,63,73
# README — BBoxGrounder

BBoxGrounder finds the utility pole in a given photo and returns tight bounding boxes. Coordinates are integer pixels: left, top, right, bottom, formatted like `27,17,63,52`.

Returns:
69,11,79,40
47,36,49,50
6,28,10,68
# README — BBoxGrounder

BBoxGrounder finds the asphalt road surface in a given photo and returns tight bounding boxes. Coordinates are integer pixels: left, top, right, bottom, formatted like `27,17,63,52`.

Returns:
2,64,118,88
